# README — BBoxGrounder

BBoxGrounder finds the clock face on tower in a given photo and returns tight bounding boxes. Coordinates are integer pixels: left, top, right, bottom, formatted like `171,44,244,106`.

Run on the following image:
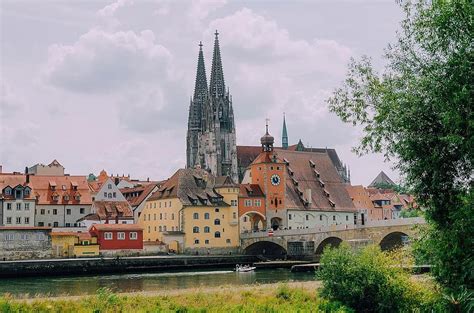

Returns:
271,174,281,186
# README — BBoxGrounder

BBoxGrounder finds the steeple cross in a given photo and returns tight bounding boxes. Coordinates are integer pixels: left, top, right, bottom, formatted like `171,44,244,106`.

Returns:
215,30,219,38
199,41,203,48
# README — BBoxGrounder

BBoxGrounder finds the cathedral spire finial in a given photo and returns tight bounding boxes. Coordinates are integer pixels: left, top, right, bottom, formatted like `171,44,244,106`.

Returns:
215,30,219,38
199,41,203,49
210,30,225,98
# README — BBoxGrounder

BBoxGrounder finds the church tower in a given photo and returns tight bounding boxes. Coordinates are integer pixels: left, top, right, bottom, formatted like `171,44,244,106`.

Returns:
186,32,238,182
282,113,288,149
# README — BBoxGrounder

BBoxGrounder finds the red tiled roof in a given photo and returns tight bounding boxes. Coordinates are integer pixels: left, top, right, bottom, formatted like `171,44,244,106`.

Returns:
92,201,133,219
239,184,264,197
120,183,158,207
89,224,143,231
345,185,374,209
29,175,92,205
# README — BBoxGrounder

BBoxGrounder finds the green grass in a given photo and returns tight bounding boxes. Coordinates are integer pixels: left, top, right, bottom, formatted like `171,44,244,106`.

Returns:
0,283,353,313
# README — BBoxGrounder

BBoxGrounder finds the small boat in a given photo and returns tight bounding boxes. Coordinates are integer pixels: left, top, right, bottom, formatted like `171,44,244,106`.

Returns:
235,264,256,272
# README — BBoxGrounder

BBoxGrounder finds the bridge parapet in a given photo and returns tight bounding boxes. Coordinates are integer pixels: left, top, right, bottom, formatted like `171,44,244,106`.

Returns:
240,217,425,239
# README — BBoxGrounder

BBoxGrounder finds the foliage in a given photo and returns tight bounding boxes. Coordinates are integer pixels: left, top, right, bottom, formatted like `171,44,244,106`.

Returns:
0,283,355,313
399,208,423,218
317,244,445,312
327,0,473,291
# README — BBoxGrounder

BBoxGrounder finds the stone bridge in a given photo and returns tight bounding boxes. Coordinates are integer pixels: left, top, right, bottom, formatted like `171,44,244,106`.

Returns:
240,217,425,259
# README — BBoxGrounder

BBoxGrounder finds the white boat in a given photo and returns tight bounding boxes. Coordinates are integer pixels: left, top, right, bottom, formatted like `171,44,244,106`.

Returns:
235,264,256,272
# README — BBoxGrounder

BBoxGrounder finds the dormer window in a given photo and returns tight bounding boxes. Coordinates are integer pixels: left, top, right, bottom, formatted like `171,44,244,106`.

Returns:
75,195,81,201
24,187,30,196
49,181,56,190
309,160,316,168
64,195,70,201
62,185,66,191
4,187,11,196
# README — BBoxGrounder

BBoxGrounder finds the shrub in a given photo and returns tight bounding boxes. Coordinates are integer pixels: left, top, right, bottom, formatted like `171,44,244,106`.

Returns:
317,244,444,312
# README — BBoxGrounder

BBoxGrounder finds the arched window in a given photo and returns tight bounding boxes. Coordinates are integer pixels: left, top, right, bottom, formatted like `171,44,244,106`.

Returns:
214,231,221,238
214,219,220,225
193,226,199,233
204,226,210,233
159,226,162,231
193,212,199,219
204,213,210,219
108,193,112,198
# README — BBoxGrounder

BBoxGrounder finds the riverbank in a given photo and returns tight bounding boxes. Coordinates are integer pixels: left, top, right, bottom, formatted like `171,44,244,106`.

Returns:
1,281,351,313
0,255,258,278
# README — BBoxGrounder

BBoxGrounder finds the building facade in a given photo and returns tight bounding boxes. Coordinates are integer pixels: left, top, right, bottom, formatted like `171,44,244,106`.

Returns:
240,126,357,231
0,173,36,227
31,175,92,227
0,227,52,260
186,32,238,182
139,169,239,254
89,224,143,251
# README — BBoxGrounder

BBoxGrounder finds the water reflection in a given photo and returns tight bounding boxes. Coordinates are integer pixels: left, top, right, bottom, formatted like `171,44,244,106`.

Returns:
0,269,315,297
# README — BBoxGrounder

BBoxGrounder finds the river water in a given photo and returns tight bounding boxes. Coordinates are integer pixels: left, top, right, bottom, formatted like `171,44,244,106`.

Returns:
0,268,316,297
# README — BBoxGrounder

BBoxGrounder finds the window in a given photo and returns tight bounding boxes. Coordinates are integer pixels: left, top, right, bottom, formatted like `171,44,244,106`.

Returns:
231,200,237,206
159,226,162,231
16,217,21,224
163,226,167,231
193,212,199,219
346,215,349,221
113,192,116,198
66,209,71,215
169,201,171,207
160,213,163,220
215,208,219,213
130,232,138,240
5,233,14,241
108,193,112,199
193,226,200,233
108,184,112,189
171,213,175,220
6,217,12,224
320,215,323,221
194,239,200,244
117,232,125,240
226,239,231,244
204,213,210,219
104,232,113,240
53,209,58,215
254,199,261,207
233,212,237,219
80,208,85,214
306,215,309,221
38,222,44,227
214,231,221,238
289,214,292,220
24,189,30,196
164,202,167,208
16,203,21,210
104,192,107,197
214,219,220,225
243,216,247,222
66,223,71,227
204,226,210,233
24,217,30,224
5,188,11,196
144,215,147,221
333,216,336,221
24,203,30,210
53,222,59,227
244,199,252,207
205,239,209,244
40,209,45,215
154,203,156,209
6,203,11,210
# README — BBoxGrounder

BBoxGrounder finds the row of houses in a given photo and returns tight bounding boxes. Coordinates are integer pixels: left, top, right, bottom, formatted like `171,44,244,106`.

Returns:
0,132,415,259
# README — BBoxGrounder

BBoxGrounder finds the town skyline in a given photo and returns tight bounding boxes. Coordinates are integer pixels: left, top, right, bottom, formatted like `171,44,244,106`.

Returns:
1,0,404,186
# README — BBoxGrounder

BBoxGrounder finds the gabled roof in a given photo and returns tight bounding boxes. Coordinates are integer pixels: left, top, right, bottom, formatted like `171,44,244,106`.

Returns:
239,184,264,198
148,168,228,206
369,171,395,187
30,175,92,205
215,176,238,188
91,200,133,219
345,185,374,209
120,183,159,207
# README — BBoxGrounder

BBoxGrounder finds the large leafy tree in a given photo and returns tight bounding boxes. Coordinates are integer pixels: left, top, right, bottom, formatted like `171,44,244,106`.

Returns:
328,0,473,290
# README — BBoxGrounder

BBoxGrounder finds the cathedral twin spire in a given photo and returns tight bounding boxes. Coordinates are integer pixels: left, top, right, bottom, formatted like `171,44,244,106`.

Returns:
186,31,238,182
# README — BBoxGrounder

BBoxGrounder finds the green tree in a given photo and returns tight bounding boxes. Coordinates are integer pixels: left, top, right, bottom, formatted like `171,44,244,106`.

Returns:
328,0,473,291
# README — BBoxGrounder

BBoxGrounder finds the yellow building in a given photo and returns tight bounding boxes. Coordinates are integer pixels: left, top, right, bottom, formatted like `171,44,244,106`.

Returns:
51,232,99,258
139,169,240,254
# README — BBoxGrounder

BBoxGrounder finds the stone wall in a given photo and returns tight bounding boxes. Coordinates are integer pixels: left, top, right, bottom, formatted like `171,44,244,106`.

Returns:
0,229,53,260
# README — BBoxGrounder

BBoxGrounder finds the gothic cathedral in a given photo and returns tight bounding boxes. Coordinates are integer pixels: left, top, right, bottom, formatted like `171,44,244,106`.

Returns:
186,31,238,182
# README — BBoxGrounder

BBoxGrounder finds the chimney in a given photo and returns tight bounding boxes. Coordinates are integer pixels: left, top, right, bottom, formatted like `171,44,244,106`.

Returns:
305,189,312,205
0,165,2,173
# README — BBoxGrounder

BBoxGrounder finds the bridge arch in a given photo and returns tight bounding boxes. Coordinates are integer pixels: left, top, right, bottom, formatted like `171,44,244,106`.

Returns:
379,231,409,251
243,240,287,259
240,211,266,231
315,236,343,256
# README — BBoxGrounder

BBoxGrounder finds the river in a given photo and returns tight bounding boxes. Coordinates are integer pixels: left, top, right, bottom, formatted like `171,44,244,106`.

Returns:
0,268,317,297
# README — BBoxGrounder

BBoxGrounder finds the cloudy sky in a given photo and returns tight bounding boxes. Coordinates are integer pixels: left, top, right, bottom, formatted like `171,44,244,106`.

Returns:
1,0,404,185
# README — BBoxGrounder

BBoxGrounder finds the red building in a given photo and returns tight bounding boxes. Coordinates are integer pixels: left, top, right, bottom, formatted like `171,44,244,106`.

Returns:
89,224,143,250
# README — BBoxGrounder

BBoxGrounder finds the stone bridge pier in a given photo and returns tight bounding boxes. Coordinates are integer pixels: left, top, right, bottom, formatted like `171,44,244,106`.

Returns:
240,218,424,260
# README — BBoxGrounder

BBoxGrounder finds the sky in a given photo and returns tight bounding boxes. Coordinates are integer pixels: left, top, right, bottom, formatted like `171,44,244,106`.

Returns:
0,0,404,186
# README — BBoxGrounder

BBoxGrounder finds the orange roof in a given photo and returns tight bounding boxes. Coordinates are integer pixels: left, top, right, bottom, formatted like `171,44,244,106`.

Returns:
29,175,93,205
92,201,133,219
89,224,143,231
120,183,158,207
345,185,375,209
